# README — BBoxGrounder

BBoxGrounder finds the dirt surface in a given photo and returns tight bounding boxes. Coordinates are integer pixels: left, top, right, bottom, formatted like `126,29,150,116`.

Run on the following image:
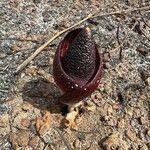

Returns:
0,0,150,150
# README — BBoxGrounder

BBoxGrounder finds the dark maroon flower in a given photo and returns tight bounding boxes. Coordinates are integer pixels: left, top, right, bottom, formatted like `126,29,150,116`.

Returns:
53,27,103,107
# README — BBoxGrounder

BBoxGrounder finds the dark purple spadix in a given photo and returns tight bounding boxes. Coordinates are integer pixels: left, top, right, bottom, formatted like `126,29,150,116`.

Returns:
53,27,103,106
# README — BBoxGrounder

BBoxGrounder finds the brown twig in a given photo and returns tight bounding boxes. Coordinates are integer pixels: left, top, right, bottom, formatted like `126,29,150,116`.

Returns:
15,6,150,74
91,6,150,18
116,25,123,60
15,13,93,74
0,37,40,43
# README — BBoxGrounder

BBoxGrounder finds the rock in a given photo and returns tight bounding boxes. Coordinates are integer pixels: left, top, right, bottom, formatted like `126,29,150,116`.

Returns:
101,115,117,127
9,130,30,148
147,129,150,137
17,130,30,147
126,129,137,142
36,111,52,135
136,46,148,56
145,77,150,86
0,0,150,149
21,118,30,128
42,10,54,22
86,105,96,112
85,100,96,112
91,92,102,100
73,139,81,149
117,118,125,128
101,132,129,150
126,108,133,117
13,112,28,129
147,143,150,149
9,132,19,149
11,44,20,52
61,110,78,129
107,105,113,115
28,136,40,148
138,68,150,85
33,0,41,5
0,113,9,128
22,102,33,112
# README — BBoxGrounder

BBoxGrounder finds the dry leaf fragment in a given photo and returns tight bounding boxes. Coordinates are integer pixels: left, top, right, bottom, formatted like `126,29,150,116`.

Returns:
36,111,52,135
61,110,78,129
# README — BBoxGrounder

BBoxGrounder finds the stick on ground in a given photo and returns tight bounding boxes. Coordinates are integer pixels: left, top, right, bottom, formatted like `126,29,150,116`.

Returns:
15,6,150,74
15,14,93,74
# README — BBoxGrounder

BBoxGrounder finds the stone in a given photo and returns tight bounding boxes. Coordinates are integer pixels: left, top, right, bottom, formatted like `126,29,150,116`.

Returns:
28,136,40,148
36,111,52,135
102,132,129,150
126,130,137,142
17,130,30,147
21,118,30,128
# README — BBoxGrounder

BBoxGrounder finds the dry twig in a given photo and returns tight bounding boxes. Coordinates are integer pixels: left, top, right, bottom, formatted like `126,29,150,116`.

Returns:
116,25,123,60
15,6,150,74
15,13,93,74
91,6,150,19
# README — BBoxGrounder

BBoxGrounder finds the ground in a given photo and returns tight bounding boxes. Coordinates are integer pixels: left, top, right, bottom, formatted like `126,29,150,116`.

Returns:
0,0,150,150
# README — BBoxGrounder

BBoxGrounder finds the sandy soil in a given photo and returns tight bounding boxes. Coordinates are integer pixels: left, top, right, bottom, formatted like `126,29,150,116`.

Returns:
0,0,150,150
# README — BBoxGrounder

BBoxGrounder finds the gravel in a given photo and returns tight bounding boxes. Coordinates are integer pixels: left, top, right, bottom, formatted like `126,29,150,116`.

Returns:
0,0,150,149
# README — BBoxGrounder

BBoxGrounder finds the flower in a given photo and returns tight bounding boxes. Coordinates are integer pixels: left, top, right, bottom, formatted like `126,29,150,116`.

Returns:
53,27,103,107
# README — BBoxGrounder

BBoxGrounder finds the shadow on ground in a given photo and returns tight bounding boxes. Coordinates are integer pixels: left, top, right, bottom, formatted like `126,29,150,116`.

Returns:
22,78,63,114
